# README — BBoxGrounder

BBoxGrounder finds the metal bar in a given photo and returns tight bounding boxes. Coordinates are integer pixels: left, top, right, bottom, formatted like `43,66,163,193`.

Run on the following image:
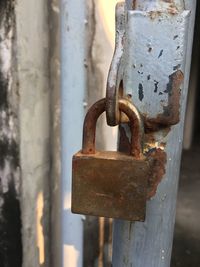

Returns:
112,1,196,266
184,0,198,149
98,217,105,267
49,0,61,266
61,1,87,266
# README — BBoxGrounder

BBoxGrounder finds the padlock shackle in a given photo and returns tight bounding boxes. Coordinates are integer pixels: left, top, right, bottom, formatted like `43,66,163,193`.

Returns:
82,98,144,158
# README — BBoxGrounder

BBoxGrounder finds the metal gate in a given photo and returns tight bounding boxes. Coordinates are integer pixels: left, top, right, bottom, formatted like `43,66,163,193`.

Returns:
61,1,197,266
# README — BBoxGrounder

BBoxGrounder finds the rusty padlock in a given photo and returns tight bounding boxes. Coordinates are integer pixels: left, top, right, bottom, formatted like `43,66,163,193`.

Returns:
72,98,150,221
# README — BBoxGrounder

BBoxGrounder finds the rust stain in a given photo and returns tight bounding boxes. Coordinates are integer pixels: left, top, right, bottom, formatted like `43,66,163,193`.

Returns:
119,126,167,199
143,70,184,130
167,2,179,15
144,131,167,198
146,148,167,199
160,70,184,124
144,127,171,143
148,11,162,20
167,7,178,15
132,1,136,10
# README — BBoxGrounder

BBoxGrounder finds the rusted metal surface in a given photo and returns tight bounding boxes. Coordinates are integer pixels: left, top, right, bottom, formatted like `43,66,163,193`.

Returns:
146,148,167,198
156,70,183,124
72,98,150,221
132,1,136,10
72,151,149,221
144,70,184,130
82,98,144,158
119,124,167,198
82,98,106,154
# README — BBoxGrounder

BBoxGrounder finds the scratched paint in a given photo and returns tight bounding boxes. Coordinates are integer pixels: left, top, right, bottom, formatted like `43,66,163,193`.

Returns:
107,11,191,267
112,1,195,267
106,2,189,191
123,9,190,124
138,83,144,101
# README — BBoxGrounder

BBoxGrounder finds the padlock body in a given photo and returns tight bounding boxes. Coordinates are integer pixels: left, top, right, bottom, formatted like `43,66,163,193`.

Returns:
72,151,149,221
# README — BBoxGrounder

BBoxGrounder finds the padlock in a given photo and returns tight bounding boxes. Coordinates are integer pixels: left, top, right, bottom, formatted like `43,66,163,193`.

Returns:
72,98,150,221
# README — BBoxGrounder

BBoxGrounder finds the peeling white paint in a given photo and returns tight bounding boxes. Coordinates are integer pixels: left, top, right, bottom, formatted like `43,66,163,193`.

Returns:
16,0,51,266
0,3,19,197
0,28,12,78
0,161,19,194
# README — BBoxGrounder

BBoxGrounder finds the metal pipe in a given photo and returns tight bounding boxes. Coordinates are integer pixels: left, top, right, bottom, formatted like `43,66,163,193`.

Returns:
112,0,196,266
61,1,87,266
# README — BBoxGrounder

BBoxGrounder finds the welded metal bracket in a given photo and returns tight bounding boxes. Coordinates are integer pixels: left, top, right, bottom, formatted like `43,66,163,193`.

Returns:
107,2,190,130
107,1,191,198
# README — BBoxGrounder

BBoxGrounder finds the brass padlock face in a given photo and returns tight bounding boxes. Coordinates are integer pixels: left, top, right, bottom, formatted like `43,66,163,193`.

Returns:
72,151,149,221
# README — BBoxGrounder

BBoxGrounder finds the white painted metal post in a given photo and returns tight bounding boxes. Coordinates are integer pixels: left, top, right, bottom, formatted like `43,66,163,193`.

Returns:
112,1,196,267
61,1,87,266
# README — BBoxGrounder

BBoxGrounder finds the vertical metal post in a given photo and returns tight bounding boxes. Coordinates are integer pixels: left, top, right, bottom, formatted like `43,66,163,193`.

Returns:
61,1,87,266
112,1,196,266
